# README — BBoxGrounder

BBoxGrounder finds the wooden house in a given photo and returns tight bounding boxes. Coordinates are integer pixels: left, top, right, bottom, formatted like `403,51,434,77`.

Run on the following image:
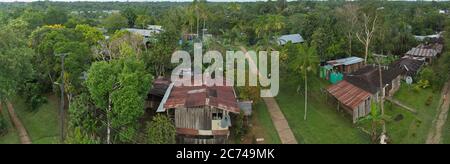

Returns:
327,80,373,123
326,57,365,74
157,83,240,144
147,77,171,110
405,43,443,63
327,64,407,123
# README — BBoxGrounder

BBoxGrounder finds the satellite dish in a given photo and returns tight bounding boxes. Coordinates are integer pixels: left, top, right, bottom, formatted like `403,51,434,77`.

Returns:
406,76,413,85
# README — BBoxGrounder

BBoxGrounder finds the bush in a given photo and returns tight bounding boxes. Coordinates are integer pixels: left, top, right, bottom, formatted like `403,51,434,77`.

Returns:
425,95,433,106
21,82,47,111
65,127,100,144
0,115,8,136
147,114,176,144
413,79,431,92
233,112,247,139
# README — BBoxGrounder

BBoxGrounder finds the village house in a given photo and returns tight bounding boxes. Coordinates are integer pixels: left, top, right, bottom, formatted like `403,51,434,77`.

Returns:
154,79,240,144
320,57,365,84
277,34,304,46
124,26,163,45
327,61,418,123
147,77,172,110
405,43,443,63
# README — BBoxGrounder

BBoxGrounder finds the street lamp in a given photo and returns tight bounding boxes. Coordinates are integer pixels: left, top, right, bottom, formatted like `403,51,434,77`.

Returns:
55,53,68,143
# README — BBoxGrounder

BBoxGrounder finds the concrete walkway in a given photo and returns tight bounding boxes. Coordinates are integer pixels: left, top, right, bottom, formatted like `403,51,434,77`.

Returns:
426,81,450,144
263,97,298,144
5,101,32,144
238,46,298,144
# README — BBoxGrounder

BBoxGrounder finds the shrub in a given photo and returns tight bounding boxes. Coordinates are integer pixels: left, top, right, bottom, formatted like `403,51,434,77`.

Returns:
21,82,47,111
233,111,247,139
0,115,8,136
147,114,176,144
425,95,433,106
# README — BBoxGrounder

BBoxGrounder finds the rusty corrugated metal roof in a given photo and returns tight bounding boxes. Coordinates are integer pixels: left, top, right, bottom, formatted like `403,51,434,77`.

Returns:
327,80,372,110
164,84,239,113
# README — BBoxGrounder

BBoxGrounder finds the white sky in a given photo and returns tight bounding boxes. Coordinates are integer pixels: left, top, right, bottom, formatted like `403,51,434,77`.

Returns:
0,0,268,2
0,0,446,2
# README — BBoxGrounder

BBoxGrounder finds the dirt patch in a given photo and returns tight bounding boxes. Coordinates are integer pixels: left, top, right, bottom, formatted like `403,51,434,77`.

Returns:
426,81,450,144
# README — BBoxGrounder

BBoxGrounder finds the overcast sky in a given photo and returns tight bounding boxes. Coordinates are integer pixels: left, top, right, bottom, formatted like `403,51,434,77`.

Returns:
0,0,268,2
0,0,447,2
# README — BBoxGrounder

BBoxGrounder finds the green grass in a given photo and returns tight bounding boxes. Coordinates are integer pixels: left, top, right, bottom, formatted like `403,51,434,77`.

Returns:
360,83,441,144
251,102,281,144
275,75,370,144
386,84,440,144
0,95,60,144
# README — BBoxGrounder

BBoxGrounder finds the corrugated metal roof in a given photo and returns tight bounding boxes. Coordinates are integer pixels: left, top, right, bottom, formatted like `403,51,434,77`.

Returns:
123,28,160,37
406,48,438,57
163,84,239,113
327,57,364,66
277,34,304,45
327,80,372,110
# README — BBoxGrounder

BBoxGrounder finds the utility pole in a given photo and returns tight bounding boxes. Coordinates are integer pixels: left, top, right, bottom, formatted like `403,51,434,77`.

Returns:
55,53,68,143
373,53,387,143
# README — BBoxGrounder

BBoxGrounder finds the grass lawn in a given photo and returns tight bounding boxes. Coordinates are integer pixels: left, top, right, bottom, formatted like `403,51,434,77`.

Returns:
275,75,370,144
233,102,281,144
362,83,441,144
386,84,440,144
249,102,281,144
0,94,60,144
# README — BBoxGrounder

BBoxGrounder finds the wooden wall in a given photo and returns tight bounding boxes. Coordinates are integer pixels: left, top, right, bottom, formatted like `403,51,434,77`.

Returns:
174,107,223,130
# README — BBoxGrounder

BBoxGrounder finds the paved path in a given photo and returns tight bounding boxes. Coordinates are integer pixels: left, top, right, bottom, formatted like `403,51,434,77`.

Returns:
239,46,298,144
385,97,417,114
426,81,450,144
5,101,32,144
263,97,298,144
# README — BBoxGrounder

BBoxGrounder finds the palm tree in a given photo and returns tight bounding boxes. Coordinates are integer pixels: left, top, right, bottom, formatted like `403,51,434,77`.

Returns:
289,45,319,120
357,99,387,143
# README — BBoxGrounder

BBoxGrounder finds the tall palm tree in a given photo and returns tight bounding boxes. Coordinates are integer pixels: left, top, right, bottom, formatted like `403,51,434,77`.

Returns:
289,45,319,120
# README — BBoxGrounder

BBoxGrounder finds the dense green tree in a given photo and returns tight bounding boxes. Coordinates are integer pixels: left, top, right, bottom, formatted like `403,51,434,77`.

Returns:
44,6,68,25
20,8,45,29
0,19,34,103
122,7,137,28
102,13,128,33
87,54,152,143
75,24,104,46
135,15,154,29
144,30,179,76
68,94,97,138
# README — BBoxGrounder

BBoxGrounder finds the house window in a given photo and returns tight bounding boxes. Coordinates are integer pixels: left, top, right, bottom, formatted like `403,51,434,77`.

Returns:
212,112,223,120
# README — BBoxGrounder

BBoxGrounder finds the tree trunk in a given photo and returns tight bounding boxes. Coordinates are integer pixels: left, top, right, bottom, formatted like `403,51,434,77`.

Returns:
364,42,369,64
348,33,352,56
371,121,377,143
107,95,112,144
304,72,308,121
